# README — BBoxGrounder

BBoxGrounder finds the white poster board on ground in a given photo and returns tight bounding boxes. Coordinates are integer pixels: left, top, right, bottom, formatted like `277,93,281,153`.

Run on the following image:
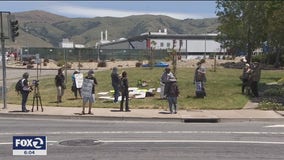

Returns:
75,73,83,88
81,78,94,98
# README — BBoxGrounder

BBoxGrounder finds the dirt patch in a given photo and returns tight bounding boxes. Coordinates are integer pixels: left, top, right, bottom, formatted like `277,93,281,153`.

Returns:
6,58,244,70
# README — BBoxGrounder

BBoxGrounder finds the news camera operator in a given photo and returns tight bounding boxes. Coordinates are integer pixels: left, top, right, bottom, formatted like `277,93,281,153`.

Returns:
20,72,33,112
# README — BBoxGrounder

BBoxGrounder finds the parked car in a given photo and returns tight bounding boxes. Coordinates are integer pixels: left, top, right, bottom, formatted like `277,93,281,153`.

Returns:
142,61,169,67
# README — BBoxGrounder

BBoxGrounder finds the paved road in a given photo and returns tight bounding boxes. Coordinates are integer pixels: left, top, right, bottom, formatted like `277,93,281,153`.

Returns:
0,117,284,160
0,68,100,88
0,68,57,88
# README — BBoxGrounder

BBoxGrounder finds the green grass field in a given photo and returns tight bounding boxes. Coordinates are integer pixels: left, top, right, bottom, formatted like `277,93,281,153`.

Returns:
6,67,283,110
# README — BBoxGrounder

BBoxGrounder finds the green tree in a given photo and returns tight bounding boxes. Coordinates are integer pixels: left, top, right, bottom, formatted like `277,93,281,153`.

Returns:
216,1,267,63
264,1,284,67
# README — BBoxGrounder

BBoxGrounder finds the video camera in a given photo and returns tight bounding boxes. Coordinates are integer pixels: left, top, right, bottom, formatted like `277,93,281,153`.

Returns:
32,80,40,86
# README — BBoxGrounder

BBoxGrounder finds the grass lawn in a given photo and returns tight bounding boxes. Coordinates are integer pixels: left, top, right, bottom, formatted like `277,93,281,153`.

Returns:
6,67,283,110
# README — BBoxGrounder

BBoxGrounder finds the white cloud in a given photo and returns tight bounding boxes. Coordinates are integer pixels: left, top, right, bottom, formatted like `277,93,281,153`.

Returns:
49,5,212,20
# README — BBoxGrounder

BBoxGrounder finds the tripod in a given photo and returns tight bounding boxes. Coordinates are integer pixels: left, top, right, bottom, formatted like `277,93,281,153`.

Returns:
32,83,43,112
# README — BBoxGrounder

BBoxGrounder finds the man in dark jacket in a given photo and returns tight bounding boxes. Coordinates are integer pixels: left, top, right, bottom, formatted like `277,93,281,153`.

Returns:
250,62,261,97
165,76,180,114
120,71,130,112
55,68,65,103
194,59,207,98
111,67,120,103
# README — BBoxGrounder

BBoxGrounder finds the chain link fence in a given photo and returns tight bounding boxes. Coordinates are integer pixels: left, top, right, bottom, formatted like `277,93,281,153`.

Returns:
21,47,169,62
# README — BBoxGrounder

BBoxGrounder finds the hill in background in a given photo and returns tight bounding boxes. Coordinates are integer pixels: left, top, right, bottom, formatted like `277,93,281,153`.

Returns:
6,10,220,48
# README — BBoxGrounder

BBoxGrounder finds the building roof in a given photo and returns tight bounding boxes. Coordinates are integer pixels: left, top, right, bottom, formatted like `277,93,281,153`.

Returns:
98,33,218,47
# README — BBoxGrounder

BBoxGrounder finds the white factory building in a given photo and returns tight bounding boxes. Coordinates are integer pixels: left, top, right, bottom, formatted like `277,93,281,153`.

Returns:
97,29,226,59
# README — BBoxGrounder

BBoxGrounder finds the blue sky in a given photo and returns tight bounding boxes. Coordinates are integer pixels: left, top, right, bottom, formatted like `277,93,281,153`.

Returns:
0,1,217,19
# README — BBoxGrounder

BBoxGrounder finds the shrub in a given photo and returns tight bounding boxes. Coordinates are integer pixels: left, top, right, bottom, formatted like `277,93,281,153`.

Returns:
57,60,72,68
27,64,34,69
252,54,266,63
164,56,171,62
97,61,107,67
258,98,284,110
263,87,284,97
57,61,64,67
78,63,83,68
259,85,284,110
252,53,284,66
43,58,49,63
136,62,142,67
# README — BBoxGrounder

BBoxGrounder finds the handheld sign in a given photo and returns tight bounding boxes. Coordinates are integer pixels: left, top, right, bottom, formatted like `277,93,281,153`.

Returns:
81,78,94,98
74,73,83,88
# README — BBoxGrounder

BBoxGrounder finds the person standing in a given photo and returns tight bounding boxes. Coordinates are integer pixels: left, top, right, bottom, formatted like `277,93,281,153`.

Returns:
111,67,120,103
55,68,65,103
120,71,130,112
20,72,32,112
194,61,201,83
241,63,251,94
160,67,173,99
81,70,98,115
250,62,261,97
71,70,82,99
194,59,207,98
165,76,180,114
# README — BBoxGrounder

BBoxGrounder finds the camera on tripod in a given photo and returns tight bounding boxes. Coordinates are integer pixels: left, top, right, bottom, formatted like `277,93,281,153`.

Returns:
32,80,39,86
31,79,43,112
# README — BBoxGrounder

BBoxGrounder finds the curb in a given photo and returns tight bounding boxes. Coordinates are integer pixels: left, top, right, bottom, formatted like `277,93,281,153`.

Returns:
1,112,284,123
0,112,220,123
0,112,183,122
274,110,284,117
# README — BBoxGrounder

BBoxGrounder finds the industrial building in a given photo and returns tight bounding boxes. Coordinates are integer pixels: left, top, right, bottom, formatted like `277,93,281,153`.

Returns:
97,29,226,60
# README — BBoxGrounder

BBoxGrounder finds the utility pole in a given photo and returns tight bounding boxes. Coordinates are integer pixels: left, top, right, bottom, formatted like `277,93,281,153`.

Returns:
1,12,10,109
1,11,19,109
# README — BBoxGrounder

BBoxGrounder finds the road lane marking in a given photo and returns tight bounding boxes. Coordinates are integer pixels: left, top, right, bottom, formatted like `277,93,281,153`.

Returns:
1,131,284,135
1,140,284,145
265,125,284,128
101,140,284,145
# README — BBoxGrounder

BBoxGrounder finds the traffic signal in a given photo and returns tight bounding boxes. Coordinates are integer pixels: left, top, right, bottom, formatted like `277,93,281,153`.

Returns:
10,19,19,42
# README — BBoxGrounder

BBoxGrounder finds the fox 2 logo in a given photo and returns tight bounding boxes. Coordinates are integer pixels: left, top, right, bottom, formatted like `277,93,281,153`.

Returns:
13,136,46,150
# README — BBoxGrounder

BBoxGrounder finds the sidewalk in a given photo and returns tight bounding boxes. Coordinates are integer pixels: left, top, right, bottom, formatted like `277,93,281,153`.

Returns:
0,101,283,122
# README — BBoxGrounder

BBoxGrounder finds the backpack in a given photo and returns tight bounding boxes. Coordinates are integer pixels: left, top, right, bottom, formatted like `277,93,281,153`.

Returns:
169,82,179,96
15,79,23,92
